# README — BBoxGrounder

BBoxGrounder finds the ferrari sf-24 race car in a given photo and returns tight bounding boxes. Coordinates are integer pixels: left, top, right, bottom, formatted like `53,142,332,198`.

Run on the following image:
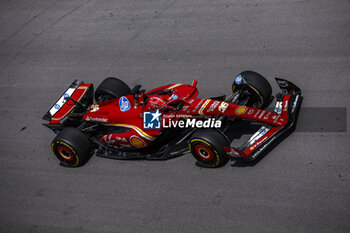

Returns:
43,71,302,168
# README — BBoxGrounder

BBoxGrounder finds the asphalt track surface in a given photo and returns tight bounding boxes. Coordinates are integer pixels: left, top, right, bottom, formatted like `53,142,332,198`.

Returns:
0,0,349,232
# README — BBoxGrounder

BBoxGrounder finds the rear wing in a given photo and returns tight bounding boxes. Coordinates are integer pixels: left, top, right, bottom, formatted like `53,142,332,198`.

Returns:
42,80,93,125
225,78,302,160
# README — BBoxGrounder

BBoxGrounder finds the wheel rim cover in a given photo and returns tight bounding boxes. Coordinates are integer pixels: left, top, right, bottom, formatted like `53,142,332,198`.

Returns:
194,144,214,161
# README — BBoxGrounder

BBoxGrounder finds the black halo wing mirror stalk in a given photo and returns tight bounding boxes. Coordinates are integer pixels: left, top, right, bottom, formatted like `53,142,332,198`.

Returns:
130,85,142,95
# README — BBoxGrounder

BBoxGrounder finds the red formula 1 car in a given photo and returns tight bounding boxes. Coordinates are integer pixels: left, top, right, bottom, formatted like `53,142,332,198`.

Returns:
43,71,302,168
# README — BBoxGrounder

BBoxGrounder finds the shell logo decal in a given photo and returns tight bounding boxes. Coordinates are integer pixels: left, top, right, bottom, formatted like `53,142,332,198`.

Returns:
130,136,146,148
235,106,247,115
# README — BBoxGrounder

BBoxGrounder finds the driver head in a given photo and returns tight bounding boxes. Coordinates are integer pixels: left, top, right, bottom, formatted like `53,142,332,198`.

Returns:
148,95,165,110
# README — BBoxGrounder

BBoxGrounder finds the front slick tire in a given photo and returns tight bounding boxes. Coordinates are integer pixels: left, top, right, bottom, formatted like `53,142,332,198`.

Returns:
189,129,230,168
233,71,272,109
51,127,91,167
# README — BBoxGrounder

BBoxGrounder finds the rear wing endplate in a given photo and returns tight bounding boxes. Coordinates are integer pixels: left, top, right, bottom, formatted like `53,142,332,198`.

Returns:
42,80,93,124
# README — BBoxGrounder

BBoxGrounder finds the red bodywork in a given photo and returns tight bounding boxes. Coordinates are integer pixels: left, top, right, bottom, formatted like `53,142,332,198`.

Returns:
50,83,91,124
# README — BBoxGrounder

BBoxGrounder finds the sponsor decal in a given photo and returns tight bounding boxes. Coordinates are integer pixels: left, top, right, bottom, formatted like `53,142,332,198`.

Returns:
254,110,261,117
103,134,128,145
235,106,247,115
291,95,299,113
86,116,108,123
235,75,243,84
247,126,270,150
103,134,115,144
263,112,271,120
274,101,282,114
250,136,267,150
258,110,266,119
143,110,161,129
283,100,288,112
171,94,178,100
247,109,255,115
258,127,268,136
130,136,145,148
207,101,220,112
218,102,229,113
119,96,130,112
90,104,99,112
116,137,128,142
49,87,76,116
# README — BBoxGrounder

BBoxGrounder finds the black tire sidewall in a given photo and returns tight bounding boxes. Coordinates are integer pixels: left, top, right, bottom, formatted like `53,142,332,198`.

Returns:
95,77,131,102
51,127,91,167
233,71,272,108
189,129,229,168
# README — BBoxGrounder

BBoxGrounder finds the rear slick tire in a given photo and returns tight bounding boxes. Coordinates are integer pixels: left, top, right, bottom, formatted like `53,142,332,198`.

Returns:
51,127,91,167
95,77,131,103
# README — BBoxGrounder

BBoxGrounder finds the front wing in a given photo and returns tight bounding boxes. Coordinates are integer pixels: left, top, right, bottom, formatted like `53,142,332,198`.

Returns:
224,78,302,160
